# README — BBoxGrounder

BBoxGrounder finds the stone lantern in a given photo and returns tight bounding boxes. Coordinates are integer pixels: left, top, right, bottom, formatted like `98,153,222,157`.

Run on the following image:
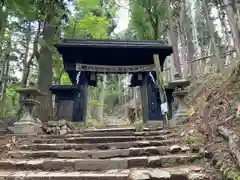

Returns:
9,88,44,135
168,79,190,124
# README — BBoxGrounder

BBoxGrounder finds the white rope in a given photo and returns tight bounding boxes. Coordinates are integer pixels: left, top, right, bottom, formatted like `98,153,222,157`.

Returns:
76,71,81,84
76,63,82,84
149,72,156,84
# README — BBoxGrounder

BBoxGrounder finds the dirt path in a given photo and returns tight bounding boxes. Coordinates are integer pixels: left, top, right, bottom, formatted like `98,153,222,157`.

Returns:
105,115,128,126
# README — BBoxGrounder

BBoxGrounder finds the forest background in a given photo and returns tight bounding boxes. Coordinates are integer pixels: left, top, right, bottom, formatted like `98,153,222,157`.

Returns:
0,0,239,125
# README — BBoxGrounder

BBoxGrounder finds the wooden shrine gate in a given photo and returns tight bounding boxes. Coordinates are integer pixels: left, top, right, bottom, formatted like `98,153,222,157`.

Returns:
51,39,173,124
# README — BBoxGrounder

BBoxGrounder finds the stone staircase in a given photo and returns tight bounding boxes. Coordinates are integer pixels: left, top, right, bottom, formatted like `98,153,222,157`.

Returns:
0,126,213,179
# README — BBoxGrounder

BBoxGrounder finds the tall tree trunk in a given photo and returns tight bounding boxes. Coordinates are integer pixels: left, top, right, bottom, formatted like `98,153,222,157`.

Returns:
0,38,11,117
223,0,240,56
186,32,195,76
145,1,160,40
165,0,182,77
189,0,202,57
153,15,159,40
218,6,231,49
0,8,7,57
37,4,57,121
231,0,240,30
179,3,188,77
97,75,105,122
179,3,196,77
21,22,32,87
203,0,222,72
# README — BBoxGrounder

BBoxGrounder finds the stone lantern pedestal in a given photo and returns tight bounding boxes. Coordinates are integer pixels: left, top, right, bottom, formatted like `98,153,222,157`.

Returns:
9,88,44,135
168,79,190,125
172,90,189,124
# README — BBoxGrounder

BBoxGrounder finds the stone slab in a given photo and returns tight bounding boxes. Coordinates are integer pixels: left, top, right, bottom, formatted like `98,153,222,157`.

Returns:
0,166,210,180
9,149,130,159
82,131,135,137
127,156,149,168
31,135,178,144
143,127,163,131
39,130,171,139
83,127,136,133
65,136,138,143
188,173,210,180
0,171,128,180
24,139,180,150
128,166,208,180
10,145,192,159
41,134,176,141
74,159,128,171
0,154,201,171
148,154,201,168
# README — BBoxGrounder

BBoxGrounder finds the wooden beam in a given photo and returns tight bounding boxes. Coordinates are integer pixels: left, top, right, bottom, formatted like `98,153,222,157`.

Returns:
76,63,155,73
153,54,169,127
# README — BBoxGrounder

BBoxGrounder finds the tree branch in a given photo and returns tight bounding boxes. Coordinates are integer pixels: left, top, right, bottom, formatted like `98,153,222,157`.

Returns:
187,49,236,63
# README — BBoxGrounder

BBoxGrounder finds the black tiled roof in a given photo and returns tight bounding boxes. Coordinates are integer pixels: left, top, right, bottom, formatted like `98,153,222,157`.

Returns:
55,39,172,67
56,38,171,49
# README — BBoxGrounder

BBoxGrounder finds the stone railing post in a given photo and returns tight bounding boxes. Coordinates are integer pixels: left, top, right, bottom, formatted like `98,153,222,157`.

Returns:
9,88,44,135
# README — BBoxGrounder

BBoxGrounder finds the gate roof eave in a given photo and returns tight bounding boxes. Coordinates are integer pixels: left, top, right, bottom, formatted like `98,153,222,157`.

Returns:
55,39,173,67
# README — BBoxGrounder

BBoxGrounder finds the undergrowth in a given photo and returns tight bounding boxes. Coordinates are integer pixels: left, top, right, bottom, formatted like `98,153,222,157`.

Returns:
184,60,240,179
185,62,240,141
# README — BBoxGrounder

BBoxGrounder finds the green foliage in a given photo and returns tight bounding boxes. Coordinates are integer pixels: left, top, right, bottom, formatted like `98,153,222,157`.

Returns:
79,16,109,38
76,0,100,12
60,72,72,85
53,54,63,81
5,0,32,17
64,0,112,39
129,0,167,40
65,15,109,39
89,100,107,109
0,0,119,120
129,1,154,39
0,85,19,118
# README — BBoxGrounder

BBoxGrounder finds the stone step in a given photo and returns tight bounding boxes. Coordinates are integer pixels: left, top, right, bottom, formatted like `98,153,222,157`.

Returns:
0,166,210,180
0,154,201,171
41,130,172,138
32,135,177,144
9,145,193,159
143,127,162,131
0,171,128,180
20,139,180,150
83,127,136,133
128,167,210,180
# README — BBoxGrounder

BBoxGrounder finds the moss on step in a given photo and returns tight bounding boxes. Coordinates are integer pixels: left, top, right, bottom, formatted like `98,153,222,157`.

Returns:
222,167,240,180
183,132,204,147
134,120,144,132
